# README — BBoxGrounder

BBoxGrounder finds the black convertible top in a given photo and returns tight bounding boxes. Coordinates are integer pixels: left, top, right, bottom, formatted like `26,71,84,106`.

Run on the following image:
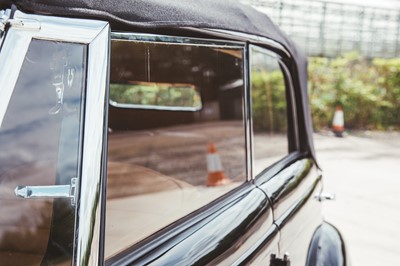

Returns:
2,0,317,163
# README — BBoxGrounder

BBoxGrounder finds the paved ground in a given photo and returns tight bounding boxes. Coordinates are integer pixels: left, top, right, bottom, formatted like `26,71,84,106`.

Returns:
314,131,400,266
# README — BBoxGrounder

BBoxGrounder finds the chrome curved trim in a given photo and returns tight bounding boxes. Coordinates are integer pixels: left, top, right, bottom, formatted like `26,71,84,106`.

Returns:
185,27,291,58
1,10,110,265
279,60,300,151
248,45,299,179
75,24,109,266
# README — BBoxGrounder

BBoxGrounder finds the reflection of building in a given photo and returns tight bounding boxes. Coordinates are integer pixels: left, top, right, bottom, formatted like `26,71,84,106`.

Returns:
243,0,400,58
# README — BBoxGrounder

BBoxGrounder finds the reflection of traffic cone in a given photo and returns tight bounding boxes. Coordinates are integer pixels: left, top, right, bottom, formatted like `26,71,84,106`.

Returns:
206,143,230,186
332,106,345,137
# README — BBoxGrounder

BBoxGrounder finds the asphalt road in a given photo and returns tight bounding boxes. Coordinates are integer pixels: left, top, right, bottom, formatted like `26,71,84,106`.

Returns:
314,131,400,266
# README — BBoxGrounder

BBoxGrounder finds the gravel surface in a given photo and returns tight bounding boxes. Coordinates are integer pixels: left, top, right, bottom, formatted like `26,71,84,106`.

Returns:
314,131,400,266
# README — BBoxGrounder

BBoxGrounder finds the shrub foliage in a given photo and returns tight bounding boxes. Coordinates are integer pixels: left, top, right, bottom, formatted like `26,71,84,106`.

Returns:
308,53,400,130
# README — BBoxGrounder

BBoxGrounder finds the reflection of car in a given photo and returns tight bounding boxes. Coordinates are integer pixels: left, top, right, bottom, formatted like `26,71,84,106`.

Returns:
0,0,348,265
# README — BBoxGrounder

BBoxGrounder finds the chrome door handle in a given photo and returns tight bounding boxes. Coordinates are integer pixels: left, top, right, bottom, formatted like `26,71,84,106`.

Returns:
314,191,335,202
15,177,77,206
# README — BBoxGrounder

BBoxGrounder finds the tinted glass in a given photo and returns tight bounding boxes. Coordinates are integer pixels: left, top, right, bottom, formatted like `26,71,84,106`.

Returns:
250,47,288,175
106,39,246,258
0,39,86,265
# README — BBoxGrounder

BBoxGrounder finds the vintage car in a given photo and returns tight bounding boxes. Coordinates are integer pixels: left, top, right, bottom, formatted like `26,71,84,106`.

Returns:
0,0,348,265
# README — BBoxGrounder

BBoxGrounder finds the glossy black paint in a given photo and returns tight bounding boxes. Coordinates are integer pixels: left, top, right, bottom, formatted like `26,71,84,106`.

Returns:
107,184,278,265
306,223,347,266
256,156,324,264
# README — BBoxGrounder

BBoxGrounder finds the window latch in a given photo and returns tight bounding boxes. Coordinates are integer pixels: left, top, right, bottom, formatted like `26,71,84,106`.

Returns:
270,253,290,266
14,177,78,206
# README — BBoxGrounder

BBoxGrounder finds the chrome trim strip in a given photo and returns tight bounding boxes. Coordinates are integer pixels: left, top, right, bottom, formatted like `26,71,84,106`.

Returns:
111,32,245,48
243,44,253,182
185,27,291,58
247,44,255,181
75,24,109,266
279,61,300,151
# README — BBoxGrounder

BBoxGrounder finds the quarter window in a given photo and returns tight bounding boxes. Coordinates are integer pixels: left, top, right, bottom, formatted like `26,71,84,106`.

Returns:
250,46,289,176
0,39,86,265
105,37,246,258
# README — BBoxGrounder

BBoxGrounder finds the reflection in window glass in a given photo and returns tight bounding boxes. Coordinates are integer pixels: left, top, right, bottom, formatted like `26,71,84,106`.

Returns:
106,39,246,258
110,82,202,110
251,46,288,175
0,39,86,265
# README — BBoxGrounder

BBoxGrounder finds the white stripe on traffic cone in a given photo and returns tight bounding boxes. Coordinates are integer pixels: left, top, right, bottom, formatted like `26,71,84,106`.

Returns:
332,106,345,137
206,143,230,186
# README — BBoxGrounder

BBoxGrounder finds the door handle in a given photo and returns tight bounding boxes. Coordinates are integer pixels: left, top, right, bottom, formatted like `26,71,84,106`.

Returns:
314,191,335,201
14,177,77,206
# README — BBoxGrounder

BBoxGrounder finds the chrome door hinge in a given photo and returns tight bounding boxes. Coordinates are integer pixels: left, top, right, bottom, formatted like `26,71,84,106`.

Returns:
270,253,290,266
15,177,78,206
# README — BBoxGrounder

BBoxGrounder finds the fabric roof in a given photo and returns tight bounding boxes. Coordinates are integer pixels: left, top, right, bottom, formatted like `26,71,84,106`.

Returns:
3,0,317,163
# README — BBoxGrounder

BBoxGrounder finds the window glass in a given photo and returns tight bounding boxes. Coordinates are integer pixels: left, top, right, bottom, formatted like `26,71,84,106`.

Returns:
105,39,246,258
0,39,86,265
250,46,288,176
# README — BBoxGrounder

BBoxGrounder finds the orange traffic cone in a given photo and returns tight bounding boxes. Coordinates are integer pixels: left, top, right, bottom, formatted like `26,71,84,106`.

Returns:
332,106,344,137
206,143,230,186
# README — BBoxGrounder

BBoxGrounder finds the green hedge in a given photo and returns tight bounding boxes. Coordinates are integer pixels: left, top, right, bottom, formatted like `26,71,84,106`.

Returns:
309,52,400,130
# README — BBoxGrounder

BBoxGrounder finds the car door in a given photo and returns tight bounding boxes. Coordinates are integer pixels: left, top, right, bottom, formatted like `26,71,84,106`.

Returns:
249,45,323,264
0,10,109,265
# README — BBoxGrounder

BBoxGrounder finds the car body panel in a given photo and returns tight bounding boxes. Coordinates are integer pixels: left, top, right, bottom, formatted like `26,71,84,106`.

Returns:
107,184,278,265
0,1,348,265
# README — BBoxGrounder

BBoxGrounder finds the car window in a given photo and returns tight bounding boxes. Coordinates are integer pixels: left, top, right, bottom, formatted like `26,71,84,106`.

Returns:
250,46,289,176
105,37,247,258
0,39,86,265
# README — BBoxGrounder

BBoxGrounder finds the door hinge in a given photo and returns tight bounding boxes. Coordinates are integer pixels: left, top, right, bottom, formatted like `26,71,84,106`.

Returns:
15,177,78,206
270,253,290,266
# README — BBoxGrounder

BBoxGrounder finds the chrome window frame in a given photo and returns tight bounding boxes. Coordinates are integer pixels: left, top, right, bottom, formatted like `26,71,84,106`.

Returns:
248,44,299,179
0,10,110,265
186,28,291,58
110,32,253,181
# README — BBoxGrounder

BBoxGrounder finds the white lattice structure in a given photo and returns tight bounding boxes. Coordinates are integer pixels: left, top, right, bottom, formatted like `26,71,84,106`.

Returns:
243,0,400,58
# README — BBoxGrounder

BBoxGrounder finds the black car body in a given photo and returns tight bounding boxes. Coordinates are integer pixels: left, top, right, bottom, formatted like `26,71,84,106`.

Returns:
0,0,348,265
